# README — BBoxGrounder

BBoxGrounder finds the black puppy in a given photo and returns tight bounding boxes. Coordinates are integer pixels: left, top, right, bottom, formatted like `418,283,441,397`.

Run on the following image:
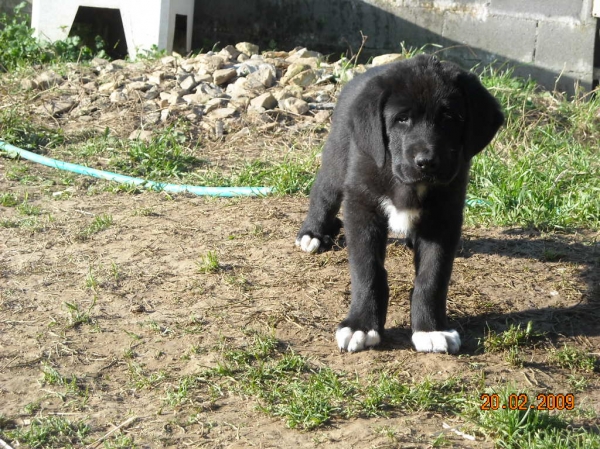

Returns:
296,55,503,353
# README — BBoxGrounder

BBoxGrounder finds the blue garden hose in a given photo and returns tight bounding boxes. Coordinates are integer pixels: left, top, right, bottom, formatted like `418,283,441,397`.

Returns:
0,140,273,197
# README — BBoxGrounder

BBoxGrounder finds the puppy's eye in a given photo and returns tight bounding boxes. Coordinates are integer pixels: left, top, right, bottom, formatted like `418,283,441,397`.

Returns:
442,112,463,122
396,113,410,123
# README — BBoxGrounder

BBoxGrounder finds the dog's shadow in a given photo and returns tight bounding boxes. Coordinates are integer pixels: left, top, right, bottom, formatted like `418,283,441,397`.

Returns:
364,228,599,354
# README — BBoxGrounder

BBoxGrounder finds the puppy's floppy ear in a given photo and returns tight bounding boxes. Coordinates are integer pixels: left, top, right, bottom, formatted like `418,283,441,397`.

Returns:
457,71,504,160
351,78,389,168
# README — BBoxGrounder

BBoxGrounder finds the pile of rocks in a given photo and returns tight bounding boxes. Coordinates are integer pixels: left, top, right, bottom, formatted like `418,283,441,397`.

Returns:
20,42,406,140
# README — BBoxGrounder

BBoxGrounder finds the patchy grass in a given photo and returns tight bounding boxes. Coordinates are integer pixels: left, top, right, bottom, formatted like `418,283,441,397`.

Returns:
77,213,113,240
549,345,597,373
482,321,543,353
181,333,469,430
466,67,600,231
3,416,91,449
196,250,221,273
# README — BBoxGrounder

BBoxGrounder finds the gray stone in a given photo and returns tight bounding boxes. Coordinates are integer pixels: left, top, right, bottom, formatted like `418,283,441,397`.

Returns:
281,63,312,84
99,81,118,93
82,82,97,92
246,64,277,87
219,45,242,61
287,69,317,87
279,97,309,115
102,62,124,73
129,81,152,91
45,99,77,116
225,77,264,99
204,98,229,113
129,129,153,141
250,92,278,110
236,42,259,56
288,56,321,68
197,55,225,74
36,71,63,90
182,92,209,105
160,91,184,106
286,48,323,63
194,73,213,84
372,54,405,66
209,107,237,119
213,68,237,85
143,112,161,125
21,79,38,90
148,71,165,85
110,91,127,103
92,56,109,67
195,83,225,98
161,56,177,67
179,75,198,91
144,87,160,100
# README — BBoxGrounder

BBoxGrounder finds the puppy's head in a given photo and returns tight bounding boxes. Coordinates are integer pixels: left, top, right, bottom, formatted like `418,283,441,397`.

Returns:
351,54,504,185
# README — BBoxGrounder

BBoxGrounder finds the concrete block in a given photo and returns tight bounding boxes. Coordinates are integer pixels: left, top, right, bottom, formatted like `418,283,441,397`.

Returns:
511,65,593,95
534,21,596,73
490,0,585,20
31,0,194,60
443,13,538,64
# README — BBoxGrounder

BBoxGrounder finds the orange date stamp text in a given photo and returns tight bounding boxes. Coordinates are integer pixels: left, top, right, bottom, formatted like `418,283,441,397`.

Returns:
480,393,575,411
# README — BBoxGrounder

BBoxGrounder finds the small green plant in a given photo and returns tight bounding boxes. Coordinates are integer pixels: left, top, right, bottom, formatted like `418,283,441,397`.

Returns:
566,374,589,393
39,363,88,401
135,44,167,61
84,267,99,290
0,192,19,207
549,345,596,373
103,433,138,449
505,346,524,368
483,321,541,353
4,416,90,448
23,401,41,415
64,297,96,328
17,201,42,216
127,362,168,390
79,213,113,239
197,251,220,273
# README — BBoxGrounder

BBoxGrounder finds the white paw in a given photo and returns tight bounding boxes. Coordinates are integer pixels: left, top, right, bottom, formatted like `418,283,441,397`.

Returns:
412,330,461,354
336,327,381,352
295,234,321,253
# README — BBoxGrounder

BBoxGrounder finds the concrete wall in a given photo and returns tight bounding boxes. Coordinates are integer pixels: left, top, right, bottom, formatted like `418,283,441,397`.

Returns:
192,0,600,94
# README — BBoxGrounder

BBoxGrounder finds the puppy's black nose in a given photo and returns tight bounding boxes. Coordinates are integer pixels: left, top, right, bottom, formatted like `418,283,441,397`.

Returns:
414,155,437,172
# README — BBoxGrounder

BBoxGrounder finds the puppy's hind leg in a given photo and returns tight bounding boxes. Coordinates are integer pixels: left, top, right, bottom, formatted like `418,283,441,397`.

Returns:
296,165,343,253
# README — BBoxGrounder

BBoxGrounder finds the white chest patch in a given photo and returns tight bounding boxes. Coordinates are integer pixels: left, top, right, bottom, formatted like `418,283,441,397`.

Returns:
380,198,420,235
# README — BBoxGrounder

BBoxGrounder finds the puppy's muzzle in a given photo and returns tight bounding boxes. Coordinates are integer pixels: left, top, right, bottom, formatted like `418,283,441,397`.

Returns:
414,153,439,174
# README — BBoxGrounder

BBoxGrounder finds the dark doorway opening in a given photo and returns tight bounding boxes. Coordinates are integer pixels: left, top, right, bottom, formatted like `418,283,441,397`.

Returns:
173,14,188,55
69,6,128,59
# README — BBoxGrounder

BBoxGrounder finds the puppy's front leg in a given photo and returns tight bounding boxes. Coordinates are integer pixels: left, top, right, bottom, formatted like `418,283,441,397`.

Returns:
410,234,461,353
336,195,388,352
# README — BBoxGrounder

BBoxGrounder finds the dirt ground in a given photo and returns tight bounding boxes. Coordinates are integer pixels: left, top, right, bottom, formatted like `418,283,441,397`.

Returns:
1,147,599,448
